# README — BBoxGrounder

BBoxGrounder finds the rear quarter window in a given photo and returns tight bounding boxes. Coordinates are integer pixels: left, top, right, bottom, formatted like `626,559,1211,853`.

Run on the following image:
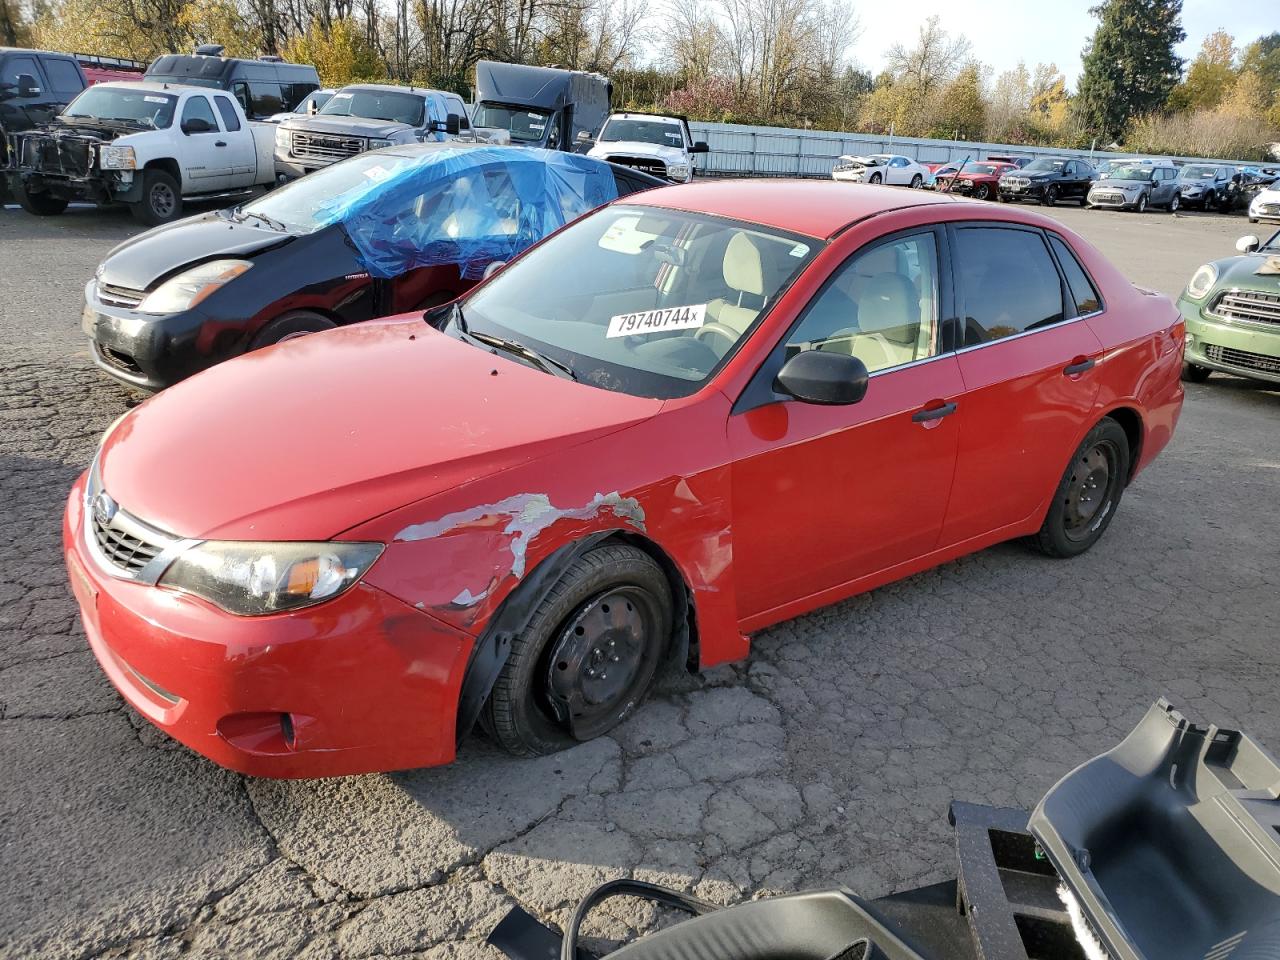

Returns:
214,96,241,131
1048,235,1103,316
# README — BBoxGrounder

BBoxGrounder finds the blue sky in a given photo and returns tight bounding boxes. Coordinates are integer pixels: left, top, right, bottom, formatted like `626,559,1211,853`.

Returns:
854,0,1278,86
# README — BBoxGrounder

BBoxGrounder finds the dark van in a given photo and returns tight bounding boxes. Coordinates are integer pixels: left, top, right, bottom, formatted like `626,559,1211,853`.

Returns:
144,45,320,121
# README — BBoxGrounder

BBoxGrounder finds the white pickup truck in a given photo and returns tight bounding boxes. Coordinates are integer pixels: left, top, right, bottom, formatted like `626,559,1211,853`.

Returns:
5,80,276,224
586,112,709,183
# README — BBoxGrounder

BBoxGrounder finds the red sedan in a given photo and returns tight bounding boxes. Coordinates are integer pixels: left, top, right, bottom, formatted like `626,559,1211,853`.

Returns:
64,181,1185,777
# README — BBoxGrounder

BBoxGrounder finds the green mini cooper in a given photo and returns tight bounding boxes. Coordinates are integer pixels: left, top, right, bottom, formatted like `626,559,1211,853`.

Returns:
1180,230,1280,385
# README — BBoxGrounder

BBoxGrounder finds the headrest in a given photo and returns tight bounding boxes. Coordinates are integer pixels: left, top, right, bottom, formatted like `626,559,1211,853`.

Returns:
722,233,764,296
859,274,915,334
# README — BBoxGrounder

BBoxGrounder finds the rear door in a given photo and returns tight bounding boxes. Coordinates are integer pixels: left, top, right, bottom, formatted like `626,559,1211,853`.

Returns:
40,56,87,111
939,223,1104,547
212,94,257,186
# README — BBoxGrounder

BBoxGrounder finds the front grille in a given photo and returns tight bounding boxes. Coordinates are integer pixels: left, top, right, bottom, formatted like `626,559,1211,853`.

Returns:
92,509,165,574
605,155,667,178
1091,192,1126,206
1204,343,1280,376
97,282,145,308
1256,203,1280,215
1007,177,1031,189
18,133,94,177
290,131,365,163
1211,290,1280,326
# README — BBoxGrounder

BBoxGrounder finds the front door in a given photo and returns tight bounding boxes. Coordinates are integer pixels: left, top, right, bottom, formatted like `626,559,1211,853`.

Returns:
728,229,964,621
940,223,1104,547
175,95,229,191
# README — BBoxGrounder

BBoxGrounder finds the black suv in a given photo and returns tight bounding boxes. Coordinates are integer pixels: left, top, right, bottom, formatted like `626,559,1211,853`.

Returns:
144,45,320,120
998,157,1095,206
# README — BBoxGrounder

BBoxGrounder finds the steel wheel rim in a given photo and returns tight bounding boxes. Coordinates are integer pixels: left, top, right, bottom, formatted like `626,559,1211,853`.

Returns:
1063,440,1117,541
151,182,176,218
544,586,658,739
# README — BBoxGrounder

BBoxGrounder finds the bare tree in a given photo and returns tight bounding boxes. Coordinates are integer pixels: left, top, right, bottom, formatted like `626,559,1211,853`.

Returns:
885,15,971,97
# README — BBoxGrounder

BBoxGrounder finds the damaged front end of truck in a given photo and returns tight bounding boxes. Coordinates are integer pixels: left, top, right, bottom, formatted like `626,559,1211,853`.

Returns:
6,117,148,208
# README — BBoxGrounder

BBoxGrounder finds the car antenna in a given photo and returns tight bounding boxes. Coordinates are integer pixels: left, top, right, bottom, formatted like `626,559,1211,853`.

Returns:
943,155,970,195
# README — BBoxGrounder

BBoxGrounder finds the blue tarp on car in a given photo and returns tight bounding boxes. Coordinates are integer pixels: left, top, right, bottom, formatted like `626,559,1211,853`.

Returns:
314,146,619,280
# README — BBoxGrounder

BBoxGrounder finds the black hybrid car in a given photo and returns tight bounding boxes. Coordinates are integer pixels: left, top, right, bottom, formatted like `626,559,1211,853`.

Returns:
82,144,663,391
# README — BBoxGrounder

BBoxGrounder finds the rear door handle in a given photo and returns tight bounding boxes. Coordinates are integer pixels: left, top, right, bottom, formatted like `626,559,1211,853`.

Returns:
215,140,227,147
912,401,958,423
1063,358,1096,376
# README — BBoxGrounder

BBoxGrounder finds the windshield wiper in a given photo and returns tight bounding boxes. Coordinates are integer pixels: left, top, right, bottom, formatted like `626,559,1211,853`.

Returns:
470,331,577,381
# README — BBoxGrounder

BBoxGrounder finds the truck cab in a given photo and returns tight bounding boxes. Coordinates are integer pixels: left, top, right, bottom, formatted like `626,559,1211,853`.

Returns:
471,60,610,152
274,83,475,179
587,112,708,182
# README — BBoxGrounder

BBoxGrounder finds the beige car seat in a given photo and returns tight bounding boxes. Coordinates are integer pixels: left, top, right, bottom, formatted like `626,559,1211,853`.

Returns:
705,233,765,335
833,273,921,371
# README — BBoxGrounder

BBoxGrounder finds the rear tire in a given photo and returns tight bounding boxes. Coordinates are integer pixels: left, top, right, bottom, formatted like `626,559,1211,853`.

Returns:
483,544,673,757
1181,361,1212,383
248,310,336,349
1030,418,1129,559
130,169,182,226
15,181,68,216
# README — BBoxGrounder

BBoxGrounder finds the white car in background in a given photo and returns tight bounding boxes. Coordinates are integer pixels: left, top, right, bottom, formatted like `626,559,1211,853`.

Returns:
1248,185,1280,223
832,153,929,187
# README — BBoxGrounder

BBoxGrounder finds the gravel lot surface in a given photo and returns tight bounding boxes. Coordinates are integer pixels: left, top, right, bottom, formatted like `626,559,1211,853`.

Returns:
2,197,1278,960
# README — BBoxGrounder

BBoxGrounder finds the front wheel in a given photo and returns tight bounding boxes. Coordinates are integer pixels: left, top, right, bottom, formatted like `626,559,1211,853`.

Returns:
973,183,991,201
1136,193,1149,213
484,544,673,756
869,173,882,184
1169,193,1180,212
248,310,337,349
14,180,68,216
1042,185,1059,206
1030,418,1130,559
130,169,182,226
910,174,923,189
1181,361,1212,383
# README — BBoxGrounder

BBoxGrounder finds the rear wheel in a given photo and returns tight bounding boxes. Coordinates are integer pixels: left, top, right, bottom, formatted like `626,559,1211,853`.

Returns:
130,169,182,226
1181,361,1212,383
1030,418,1129,559
248,310,336,349
484,544,673,756
14,180,68,216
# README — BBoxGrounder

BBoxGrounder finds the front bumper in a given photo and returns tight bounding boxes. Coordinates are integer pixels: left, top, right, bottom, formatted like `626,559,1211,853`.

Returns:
274,156,330,180
11,168,143,204
1249,201,1280,221
1088,190,1140,209
1180,297,1280,385
998,180,1045,200
63,472,475,778
82,279,234,391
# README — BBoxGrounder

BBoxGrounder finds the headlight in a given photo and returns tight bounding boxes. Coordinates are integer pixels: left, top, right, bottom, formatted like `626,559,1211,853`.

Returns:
367,138,393,149
158,541,384,616
1185,263,1218,300
960,179,974,187
275,126,290,148
99,145,136,170
667,163,691,181
138,260,252,314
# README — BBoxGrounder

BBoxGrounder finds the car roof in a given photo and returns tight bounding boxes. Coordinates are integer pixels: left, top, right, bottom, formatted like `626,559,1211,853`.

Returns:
623,179,969,239
609,113,682,124
81,80,207,95
339,83,447,96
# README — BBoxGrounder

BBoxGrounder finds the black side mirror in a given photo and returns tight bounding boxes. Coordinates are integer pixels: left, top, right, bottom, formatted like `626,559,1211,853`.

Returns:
181,117,213,135
691,141,709,154
17,73,40,97
446,114,461,136
774,350,869,405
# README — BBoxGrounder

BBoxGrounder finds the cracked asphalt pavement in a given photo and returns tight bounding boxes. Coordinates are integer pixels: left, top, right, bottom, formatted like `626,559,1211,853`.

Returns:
2,200,1278,960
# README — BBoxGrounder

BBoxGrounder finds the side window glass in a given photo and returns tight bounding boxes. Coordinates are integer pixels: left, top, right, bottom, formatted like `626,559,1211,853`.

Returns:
231,81,251,115
247,81,283,118
785,232,939,374
3,56,40,91
1049,236,1102,316
181,95,219,132
214,96,241,131
955,227,1065,345
45,59,84,95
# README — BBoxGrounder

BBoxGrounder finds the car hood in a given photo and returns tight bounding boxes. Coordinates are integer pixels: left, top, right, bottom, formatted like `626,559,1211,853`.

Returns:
1214,252,1280,287
837,155,884,166
1251,187,1280,203
1093,178,1146,189
590,140,687,163
97,318,664,541
99,212,291,290
279,115,414,139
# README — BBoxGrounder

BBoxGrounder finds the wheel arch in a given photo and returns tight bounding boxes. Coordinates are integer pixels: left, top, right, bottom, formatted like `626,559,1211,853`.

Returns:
1100,405,1144,484
143,157,182,189
452,528,699,744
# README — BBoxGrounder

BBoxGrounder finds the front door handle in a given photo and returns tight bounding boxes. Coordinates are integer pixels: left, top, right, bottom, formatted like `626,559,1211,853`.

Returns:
912,401,958,423
215,140,227,147
1063,358,1096,376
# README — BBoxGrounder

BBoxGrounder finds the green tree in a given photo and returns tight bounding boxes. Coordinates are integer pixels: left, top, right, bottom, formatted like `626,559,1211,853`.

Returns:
281,19,382,87
1169,29,1236,111
927,64,985,140
1239,33,1280,95
1073,0,1186,141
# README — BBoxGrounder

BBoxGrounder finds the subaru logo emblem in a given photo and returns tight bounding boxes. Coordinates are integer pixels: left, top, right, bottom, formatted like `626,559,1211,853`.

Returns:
93,492,118,526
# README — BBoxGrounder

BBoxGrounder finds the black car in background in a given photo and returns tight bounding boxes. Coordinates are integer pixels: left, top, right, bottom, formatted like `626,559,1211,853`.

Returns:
82,144,663,391
144,45,319,120
998,156,1095,206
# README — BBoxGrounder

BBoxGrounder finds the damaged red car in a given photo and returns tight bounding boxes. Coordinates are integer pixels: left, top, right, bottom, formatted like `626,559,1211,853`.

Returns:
64,181,1185,778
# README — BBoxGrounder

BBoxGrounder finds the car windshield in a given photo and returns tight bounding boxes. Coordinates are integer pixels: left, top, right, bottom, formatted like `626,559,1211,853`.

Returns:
295,91,333,113
235,151,422,233
1111,166,1154,181
600,118,684,146
473,104,550,143
961,163,998,175
1023,158,1066,173
1263,230,1280,253
1183,165,1220,179
455,206,819,399
62,87,176,128
321,88,424,126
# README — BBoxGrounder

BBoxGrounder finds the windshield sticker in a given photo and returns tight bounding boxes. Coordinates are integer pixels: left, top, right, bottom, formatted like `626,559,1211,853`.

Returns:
790,243,809,257
144,95,168,103
607,304,707,338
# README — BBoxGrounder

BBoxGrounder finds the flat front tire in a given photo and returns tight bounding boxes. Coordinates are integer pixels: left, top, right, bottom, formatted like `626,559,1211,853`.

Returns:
1031,418,1130,559
484,544,673,757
